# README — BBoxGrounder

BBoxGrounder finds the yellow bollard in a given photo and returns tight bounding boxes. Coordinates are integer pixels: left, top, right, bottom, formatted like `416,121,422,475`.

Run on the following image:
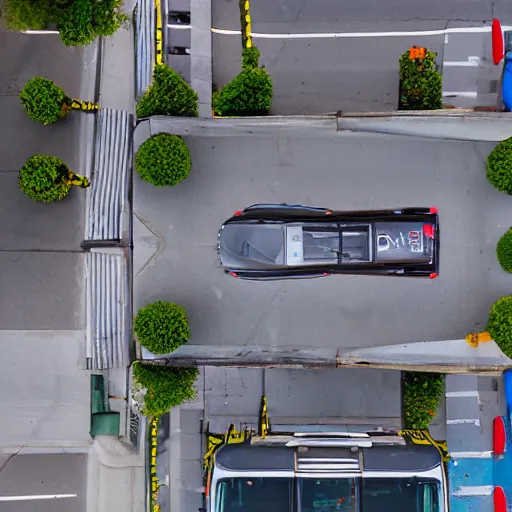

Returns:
465,331,492,348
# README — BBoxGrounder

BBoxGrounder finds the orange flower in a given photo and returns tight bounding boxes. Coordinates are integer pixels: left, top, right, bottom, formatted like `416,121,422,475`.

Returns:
409,46,427,60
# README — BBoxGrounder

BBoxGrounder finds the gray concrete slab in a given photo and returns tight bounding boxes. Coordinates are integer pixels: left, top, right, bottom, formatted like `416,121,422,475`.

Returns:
265,368,401,424
134,134,510,352
0,453,87,512
204,367,263,419
0,331,90,450
0,30,84,98
0,252,84,330
0,172,85,251
247,0,496,28
0,96,82,173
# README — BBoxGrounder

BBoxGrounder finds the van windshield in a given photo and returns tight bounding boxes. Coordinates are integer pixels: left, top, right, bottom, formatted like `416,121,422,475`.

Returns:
216,477,293,512
215,477,440,512
361,478,440,512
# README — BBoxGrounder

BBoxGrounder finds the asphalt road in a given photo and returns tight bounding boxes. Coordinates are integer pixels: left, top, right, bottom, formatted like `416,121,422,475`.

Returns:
134,133,510,351
0,28,86,330
0,453,86,512
211,0,512,113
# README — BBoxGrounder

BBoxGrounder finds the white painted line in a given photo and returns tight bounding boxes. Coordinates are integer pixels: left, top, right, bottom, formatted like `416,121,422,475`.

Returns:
443,61,480,67
0,494,77,501
447,418,481,426
167,24,192,29
453,486,493,497
450,451,493,458
21,30,60,34
442,91,478,98
211,24,512,39
445,391,480,397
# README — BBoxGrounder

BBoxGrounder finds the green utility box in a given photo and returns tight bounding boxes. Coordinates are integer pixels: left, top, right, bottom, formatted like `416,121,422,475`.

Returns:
90,374,120,437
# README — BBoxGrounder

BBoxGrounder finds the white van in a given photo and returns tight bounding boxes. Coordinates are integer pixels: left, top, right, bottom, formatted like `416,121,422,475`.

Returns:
208,432,448,512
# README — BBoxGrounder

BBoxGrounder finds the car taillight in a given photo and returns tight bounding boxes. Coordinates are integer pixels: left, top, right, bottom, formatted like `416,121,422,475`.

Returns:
429,207,438,214
229,272,239,278
429,273,438,279
423,224,435,239
494,487,507,512
234,210,243,216
493,416,507,455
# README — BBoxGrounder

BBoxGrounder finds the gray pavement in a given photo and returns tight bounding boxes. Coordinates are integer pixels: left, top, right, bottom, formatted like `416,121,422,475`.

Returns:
134,132,510,354
212,0,512,113
0,25,94,506
0,453,86,512
0,28,87,331
0,331,90,450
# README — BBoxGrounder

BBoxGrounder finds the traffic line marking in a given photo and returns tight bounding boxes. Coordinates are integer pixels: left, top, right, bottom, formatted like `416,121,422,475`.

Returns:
212,24,512,39
452,486,493,497
0,494,77,501
447,418,481,426
445,390,480,397
442,92,478,98
450,451,493,458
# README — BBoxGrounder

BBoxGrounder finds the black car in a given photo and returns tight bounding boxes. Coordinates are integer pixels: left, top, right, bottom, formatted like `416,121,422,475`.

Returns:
218,204,439,280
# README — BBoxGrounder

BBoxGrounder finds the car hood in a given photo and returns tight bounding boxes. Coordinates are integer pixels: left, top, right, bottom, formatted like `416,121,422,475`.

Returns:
219,222,286,270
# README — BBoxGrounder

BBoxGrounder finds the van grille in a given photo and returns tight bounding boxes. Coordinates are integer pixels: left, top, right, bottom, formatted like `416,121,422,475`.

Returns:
296,457,361,473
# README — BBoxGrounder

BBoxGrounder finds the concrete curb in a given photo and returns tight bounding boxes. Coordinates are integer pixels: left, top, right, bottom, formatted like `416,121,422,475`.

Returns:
191,0,213,117
131,112,512,142
140,340,512,373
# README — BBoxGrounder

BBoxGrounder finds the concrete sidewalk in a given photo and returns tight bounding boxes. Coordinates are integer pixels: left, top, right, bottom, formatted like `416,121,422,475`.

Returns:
83,1,147,510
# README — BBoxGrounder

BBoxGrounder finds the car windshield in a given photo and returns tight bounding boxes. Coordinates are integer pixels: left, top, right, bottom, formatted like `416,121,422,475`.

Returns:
216,477,440,512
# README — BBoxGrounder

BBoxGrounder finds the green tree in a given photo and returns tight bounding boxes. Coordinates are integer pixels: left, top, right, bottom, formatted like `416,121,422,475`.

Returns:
136,64,199,118
487,137,512,194
403,372,444,429
1,0,51,31
497,228,512,273
18,154,90,202
134,301,191,354
399,47,442,110
241,46,260,70
1,0,126,46
20,76,99,125
486,296,512,358
132,362,198,416
135,133,191,187
213,45,272,117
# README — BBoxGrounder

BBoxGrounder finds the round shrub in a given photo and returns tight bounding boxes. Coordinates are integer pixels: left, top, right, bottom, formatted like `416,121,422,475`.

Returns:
132,362,198,416
18,155,72,202
212,67,273,117
497,228,512,273
20,76,69,125
135,133,191,187
136,64,199,118
134,301,191,354
487,137,512,194
487,296,512,358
